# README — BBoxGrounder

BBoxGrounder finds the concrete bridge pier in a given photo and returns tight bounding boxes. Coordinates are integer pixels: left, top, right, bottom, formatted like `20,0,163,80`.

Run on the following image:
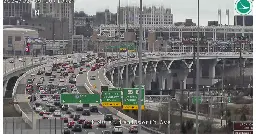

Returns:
120,66,125,80
157,72,168,90
177,69,189,89
208,59,219,79
110,70,115,83
166,74,173,90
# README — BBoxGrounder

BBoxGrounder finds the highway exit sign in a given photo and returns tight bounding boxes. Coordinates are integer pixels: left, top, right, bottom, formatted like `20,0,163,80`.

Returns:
192,96,202,104
101,91,122,107
122,88,145,110
61,94,100,104
109,87,122,91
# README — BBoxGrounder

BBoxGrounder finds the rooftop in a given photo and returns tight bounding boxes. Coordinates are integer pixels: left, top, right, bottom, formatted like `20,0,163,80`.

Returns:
3,27,36,32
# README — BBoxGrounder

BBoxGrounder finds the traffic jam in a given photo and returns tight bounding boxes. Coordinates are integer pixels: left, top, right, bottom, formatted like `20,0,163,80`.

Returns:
25,54,139,134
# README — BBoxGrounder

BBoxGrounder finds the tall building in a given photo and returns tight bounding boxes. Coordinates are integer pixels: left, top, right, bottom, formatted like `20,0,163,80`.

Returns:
95,10,117,26
3,0,32,17
118,6,173,25
234,15,253,26
35,0,72,19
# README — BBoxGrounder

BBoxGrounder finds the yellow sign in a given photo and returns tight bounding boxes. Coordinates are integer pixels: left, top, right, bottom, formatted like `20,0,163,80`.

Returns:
122,105,145,110
102,102,122,107
128,50,135,52
93,85,96,89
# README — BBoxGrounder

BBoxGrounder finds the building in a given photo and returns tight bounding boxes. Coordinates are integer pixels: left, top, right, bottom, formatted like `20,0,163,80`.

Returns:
95,10,117,26
208,21,219,26
44,40,69,55
174,19,196,26
35,0,73,19
3,27,39,57
3,0,32,17
234,15,253,26
118,6,173,25
20,17,69,40
72,35,87,53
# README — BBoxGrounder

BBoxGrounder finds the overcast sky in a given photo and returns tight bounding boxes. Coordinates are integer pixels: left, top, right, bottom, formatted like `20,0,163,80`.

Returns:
74,0,236,26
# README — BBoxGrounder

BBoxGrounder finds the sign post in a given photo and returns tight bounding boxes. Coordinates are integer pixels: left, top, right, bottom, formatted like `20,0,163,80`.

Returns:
60,94,100,104
101,91,122,107
122,88,145,110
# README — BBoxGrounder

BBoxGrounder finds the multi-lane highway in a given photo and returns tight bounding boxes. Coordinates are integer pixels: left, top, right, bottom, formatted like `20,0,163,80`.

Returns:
14,55,150,134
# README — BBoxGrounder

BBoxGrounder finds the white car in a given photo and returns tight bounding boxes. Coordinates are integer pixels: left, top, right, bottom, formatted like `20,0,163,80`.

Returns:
112,126,123,134
42,97,48,101
35,106,43,112
59,78,65,82
18,58,24,62
54,110,61,117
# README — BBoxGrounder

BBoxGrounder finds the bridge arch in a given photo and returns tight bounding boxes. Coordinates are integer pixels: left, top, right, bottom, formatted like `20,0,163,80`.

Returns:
5,76,19,98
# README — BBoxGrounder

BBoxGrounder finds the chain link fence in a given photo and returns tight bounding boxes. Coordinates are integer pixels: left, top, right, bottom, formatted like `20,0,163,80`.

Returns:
4,118,64,134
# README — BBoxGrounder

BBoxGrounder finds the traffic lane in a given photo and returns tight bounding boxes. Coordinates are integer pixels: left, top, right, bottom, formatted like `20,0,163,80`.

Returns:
86,70,103,90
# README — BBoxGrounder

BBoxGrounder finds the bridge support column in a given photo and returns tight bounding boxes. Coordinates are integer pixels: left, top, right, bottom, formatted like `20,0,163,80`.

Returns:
158,72,167,90
120,66,125,79
132,64,137,77
143,62,148,74
177,69,189,89
208,59,218,78
145,76,152,90
166,74,173,90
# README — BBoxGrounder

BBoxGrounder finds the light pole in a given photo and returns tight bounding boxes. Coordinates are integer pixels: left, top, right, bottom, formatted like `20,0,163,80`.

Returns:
195,0,200,133
117,0,121,87
138,0,143,133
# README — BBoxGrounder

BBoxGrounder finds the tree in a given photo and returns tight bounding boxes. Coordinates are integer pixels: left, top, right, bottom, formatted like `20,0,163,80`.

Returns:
240,113,247,121
186,120,194,131
180,122,187,134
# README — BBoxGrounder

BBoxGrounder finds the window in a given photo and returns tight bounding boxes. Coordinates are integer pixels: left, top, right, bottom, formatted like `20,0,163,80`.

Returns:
8,36,12,45
15,36,21,41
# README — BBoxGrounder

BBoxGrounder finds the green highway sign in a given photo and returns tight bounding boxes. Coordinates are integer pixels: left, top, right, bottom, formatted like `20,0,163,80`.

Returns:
101,86,108,92
122,88,145,110
192,96,202,104
101,91,122,102
135,85,145,88
61,94,100,104
109,87,122,91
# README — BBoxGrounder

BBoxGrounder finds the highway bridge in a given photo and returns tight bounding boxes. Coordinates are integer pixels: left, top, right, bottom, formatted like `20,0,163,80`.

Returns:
6,52,253,133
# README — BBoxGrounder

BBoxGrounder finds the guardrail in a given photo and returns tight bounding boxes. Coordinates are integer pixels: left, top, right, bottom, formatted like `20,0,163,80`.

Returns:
85,68,164,134
12,62,51,129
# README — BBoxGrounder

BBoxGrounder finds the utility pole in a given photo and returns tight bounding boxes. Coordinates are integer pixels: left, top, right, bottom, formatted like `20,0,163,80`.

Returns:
117,0,121,87
137,0,143,133
167,96,171,134
195,0,200,133
180,80,184,128
221,59,224,126
52,19,56,55
125,6,129,88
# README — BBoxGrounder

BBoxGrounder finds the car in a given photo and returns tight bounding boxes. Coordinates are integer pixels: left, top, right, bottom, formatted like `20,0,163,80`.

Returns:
79,71,83,74
53,110,61,117
129,125,138,133
42,114,49,119
82,109,91,116
39,110,51,116
102,130,111,134
67,121,76,128
91,67,96,71
60,77,65,82
104,114,113,121
72,124,82,132
112,126,123,134
48,106,56,112
73,114,80,121
61,104,69,111
69,78,76,84
97,121,106,128
63,72,68,76
111,119,121,126
76,106,83,111
90,106,98,112
90,76,96,80
18,58,24,62
57,69,61,73
35,106,43,112
62,117,69,123
49,77,55,81
63,127,71,134
37,70,44,75
71,74,76,78
83,120,92,129
77,119,86,124
9,60,14,63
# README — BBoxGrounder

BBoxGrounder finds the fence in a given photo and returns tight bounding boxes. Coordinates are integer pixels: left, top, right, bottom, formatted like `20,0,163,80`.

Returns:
4,118,64,134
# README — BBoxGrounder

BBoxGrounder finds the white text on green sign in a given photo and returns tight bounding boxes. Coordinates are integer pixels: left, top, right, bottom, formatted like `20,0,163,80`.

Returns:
101,91,122,102
122,88,145,105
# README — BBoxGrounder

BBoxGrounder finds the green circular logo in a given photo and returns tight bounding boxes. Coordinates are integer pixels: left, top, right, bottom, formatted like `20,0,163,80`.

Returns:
235,0,253,15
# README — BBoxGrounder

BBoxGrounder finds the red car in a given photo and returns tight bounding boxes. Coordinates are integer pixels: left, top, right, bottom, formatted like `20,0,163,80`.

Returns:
77,119,85,124
42,114,49,119
67,121,76,128
91,67,96,71
68,68,74,73
39,111,51,116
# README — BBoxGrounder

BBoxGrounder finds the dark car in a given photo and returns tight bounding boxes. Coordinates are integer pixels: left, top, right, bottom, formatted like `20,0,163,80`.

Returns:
98,121,106,128
73,114,80,121
54,101,60,106
61,105,69,111
76,106,83,111
112,119,121,126
104,114,113,121
83,104,89,107
90,106,98,112
83,121,92,129
63,127,71,134
128,125,138,133
82,109,91,116
102,130,111,134
48,106,56,112
72,124,82,132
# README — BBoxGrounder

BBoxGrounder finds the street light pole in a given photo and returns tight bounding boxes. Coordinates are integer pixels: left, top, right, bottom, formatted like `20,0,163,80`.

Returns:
117,0,121,87
138,0,143,132
195,0,200,133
